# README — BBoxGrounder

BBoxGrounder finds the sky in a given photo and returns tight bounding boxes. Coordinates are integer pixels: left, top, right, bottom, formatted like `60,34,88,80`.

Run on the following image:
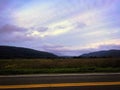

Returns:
0,0,120,56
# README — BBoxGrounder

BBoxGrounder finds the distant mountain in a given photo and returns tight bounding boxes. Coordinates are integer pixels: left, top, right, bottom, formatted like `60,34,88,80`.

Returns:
80,50,120,58
0,46,58,59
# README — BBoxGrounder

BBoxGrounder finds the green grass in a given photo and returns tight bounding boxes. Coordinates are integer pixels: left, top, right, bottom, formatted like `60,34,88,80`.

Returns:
0,58,120,75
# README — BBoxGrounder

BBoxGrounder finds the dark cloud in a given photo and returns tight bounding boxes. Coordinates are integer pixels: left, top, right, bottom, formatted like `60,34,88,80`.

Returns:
75,22,87,29
38,27,48,32
0,24,34,43
0,34,33,43
31,26,48,32
0,24,25,34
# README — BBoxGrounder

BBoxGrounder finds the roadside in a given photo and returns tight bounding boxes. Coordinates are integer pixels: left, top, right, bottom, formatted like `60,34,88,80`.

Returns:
0,58,120,75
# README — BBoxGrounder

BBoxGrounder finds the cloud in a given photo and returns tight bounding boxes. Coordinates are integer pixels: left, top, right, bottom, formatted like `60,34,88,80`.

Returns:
75,22,87,29
0,24,34,43
27,21,74,38
0,24,25,34
0,0,120,56
55,26,66,29
12,0,109,39
99,45,120,50
69,39,120,50
0,0,10,12
0,34,33,43
83,30,111,36
86,39,120,49
39,39,120,56
51,44,120,56
39,44,94,56
12,1,58,28
37,27,48,32
46,44,120,56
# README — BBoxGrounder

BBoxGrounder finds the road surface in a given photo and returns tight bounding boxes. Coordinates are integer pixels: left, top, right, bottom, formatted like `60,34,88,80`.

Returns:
0,73,120,90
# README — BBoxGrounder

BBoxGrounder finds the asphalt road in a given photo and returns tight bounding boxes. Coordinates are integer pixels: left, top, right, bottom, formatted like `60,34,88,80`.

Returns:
0,73,120,90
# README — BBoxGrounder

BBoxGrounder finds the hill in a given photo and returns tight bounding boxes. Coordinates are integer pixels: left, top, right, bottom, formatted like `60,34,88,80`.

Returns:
80,50,120,58
0,46,58,59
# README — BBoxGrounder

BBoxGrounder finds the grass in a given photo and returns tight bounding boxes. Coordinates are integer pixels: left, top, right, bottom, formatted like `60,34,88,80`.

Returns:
0,58,120,75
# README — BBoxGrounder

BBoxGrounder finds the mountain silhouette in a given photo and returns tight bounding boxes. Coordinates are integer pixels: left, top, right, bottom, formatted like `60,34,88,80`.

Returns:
0,46,58,59
80,50,120,58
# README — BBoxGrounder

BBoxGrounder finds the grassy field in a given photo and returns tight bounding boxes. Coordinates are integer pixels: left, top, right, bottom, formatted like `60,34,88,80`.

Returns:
0,58,120,75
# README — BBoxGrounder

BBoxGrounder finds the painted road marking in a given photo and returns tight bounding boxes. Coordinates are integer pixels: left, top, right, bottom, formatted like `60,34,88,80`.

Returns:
0,82,120,89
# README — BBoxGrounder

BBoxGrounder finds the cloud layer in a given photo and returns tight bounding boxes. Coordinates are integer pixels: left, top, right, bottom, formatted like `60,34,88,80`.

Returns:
0,0,120,56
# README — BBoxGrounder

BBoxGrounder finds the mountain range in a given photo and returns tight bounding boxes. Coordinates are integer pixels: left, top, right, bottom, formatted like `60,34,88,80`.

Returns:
0,46,120,59
0,46,57,59
80,50,120,58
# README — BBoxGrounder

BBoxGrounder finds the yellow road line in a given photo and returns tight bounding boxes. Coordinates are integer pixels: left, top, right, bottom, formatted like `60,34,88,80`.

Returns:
0,82,120,89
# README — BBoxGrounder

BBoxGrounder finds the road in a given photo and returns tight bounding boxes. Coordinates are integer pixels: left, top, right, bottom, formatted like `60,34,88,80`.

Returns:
0,73,120,90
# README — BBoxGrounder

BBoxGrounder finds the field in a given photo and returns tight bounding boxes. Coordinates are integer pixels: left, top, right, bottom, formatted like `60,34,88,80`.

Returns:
0,58,120,75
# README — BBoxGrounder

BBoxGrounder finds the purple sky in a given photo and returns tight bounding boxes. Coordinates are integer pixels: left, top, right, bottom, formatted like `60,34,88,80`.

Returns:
0,0,120,56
